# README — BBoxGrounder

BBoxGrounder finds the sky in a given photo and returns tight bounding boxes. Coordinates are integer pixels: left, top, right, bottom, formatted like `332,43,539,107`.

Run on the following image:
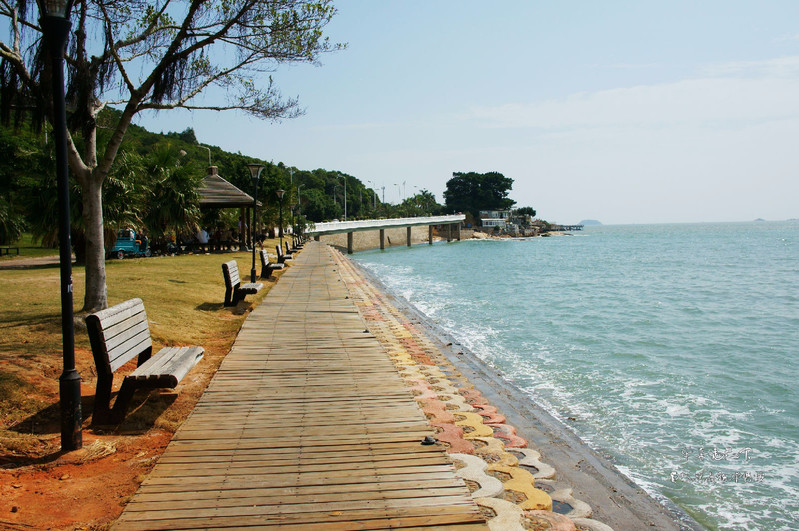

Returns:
136,1,799,225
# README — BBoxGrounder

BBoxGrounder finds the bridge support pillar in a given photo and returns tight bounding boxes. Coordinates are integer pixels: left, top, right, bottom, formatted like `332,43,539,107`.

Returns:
447,224,452,242
429,225,433,245
379,229,385,250
456,223,461,241
407,227,412,247
347,232,354,254
314,235,320,242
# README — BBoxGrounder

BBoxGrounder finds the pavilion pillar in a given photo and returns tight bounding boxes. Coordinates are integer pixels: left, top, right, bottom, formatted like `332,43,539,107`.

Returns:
347,232,354,254
380,229,385,250
407,227,412,247
428,225,433,245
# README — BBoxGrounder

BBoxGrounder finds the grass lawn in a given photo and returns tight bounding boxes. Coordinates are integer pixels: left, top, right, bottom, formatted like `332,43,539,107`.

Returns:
0,233,59,260
0,238,289,456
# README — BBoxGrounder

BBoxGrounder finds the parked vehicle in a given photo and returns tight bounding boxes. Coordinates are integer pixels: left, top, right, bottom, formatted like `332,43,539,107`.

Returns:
109,229,151,259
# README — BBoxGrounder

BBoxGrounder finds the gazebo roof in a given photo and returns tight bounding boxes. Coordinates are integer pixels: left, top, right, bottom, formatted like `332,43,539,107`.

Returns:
198,166,260,208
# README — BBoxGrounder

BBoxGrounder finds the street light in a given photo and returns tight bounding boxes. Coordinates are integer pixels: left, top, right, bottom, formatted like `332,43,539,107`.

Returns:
296,184,305,233
247,163,265,283
276,189,285,249
288,168,294,232
39,0,81,452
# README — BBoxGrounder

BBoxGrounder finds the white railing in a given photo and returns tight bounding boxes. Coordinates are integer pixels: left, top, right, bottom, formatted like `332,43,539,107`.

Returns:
309,214,465,235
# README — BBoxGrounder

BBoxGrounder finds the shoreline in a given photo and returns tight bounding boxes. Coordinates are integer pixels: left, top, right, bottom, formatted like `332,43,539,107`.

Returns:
346,254,704,531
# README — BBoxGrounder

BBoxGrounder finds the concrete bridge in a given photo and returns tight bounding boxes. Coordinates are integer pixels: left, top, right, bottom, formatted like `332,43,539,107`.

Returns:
308,215,466,254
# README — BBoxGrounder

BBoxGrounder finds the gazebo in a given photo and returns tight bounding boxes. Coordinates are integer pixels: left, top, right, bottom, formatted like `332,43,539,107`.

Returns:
198,166,261,248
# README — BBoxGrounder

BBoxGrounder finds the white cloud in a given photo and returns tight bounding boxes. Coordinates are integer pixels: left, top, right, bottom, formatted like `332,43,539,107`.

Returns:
466,56,799,131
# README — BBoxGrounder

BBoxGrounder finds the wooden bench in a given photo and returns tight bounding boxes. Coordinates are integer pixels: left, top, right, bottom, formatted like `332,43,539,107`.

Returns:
259,249,285,279
86,298,204,424
276,244,293,264
222,260,263,306
0,246,19,256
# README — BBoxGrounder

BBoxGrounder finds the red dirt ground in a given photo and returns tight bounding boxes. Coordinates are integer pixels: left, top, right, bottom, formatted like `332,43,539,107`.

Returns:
1,430,172,530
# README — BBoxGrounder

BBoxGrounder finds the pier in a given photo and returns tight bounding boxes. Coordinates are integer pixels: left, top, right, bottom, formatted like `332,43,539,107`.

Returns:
113,241,485,530
309,215,465,253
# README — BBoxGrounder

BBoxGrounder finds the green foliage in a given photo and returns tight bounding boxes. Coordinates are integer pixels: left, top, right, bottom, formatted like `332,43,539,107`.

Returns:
515,206,537,218
443,171,516,218
0,197,25,244
396,189,444,217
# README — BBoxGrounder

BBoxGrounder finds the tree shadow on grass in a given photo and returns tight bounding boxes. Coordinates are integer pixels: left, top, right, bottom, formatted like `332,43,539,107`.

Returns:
196,302,224,311
196,301,253,315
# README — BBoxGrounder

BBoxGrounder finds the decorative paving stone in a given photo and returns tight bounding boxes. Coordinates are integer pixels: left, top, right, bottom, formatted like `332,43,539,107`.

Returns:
433,422,475,454
488,465,553,511
522,510,578,530
474,497,527,531
450,453,505,499
473,403,507,424
509,448,557,480
473,436,519,468
488,423,529,448
454,412,496,438
537,480,593,519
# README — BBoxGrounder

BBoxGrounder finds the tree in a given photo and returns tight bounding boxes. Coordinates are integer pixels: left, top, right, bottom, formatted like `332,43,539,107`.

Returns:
443,171,515,218
0,0,342,311
515,206,536,218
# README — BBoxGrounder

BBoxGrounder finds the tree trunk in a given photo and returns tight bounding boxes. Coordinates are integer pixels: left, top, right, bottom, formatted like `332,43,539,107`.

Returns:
71,229,86,265
81,178,107,312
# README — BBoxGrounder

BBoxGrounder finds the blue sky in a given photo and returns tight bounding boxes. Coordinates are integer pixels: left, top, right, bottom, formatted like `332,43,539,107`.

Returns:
137,1,799,224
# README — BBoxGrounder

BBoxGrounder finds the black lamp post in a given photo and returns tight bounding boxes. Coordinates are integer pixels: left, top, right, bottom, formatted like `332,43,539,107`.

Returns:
277,189,285,248
296,184,305,234
39,0,81,452
247,164,265,283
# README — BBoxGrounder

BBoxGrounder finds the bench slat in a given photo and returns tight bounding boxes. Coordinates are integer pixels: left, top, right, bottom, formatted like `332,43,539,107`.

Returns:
128,346,204,387
108,332,153,372
240,282,263,294
104,318,150,353
90,298,147,330
156,346,204,383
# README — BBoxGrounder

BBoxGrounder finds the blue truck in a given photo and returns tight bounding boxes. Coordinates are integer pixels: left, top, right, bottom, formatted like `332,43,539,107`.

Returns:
108,229,151,259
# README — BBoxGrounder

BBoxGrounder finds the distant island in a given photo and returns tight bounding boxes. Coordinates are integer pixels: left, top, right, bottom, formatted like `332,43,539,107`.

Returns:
579,219,603,226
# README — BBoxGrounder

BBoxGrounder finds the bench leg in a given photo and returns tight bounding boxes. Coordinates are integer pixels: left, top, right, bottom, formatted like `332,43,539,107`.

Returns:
92,376,113,425
224,286,235,306
109,379,138,424
232,288,242,305
260,268,272,280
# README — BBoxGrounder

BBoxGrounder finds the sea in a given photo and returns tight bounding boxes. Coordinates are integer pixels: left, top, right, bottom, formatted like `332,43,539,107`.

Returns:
352,221,799,531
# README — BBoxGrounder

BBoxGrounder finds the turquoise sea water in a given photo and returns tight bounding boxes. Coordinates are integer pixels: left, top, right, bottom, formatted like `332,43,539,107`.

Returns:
353,221,799,531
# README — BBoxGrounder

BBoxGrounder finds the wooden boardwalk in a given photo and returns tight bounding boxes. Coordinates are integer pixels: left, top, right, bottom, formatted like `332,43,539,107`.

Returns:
114,242,486,530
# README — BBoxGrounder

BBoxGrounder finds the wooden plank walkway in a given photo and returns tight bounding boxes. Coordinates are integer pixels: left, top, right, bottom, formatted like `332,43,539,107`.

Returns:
114,241,487,530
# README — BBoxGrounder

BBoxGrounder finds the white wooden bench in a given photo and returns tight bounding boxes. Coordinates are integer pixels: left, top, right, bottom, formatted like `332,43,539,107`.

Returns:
259,249,285,279
222,260,263,306
276,244,293,264
86,298,204,424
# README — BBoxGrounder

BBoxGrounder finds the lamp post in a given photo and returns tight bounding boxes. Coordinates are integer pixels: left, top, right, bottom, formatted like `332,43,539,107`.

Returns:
277,189,285,249
342,174,347,221
39,0,81,452
247,164,265,283
297,184,305,233
288,168,294,233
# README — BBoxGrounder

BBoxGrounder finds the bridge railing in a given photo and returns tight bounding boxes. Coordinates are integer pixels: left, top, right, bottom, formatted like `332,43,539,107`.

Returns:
309,214,465,236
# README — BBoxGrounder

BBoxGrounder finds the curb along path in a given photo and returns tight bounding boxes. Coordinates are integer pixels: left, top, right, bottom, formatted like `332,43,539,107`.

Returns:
113,241,487,530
